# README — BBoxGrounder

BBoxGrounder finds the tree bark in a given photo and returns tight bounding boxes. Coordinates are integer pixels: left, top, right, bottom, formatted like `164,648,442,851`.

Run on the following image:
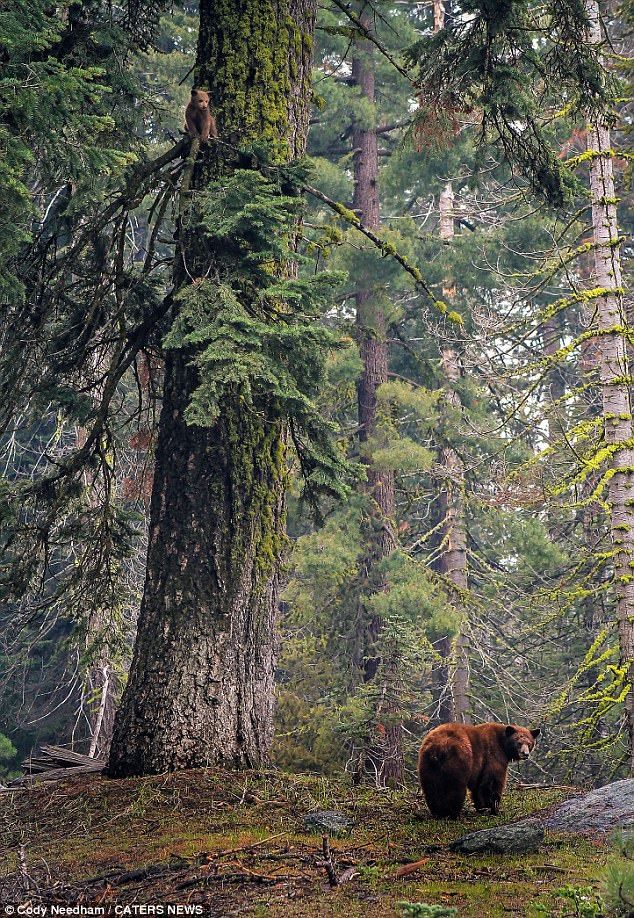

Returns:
433,13,470,722
75,421,120,760
108,0,316,777
437,353,470,724
354,15,394,537
542,314,566,445
352,7,401,786
585,0,634,772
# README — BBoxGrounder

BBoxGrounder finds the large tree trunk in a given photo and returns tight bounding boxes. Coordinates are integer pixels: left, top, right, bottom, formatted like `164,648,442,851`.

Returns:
585,0,634,772
108,0,316,777
352,8,401,786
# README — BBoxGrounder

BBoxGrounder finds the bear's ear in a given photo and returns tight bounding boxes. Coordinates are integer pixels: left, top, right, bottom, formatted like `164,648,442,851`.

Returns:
505,725,516,736
530,728,541,739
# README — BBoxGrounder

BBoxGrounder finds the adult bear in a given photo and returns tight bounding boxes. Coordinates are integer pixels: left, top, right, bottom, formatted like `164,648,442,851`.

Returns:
418,722,540,818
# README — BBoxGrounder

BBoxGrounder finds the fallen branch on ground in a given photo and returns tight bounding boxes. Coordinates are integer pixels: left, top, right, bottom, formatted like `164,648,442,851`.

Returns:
394,857,430,878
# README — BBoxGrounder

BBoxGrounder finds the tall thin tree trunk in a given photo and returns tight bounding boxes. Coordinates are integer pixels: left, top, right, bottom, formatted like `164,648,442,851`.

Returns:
353,15,394,546
585,0,634,772
542,314,566,445
432,0,471,725
108,0,316,778
87,663,113,758
437,179,470,723
352,7,401,785
75,422,119,759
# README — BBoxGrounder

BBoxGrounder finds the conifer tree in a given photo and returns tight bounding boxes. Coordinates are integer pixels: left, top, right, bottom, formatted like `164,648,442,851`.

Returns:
0,0,164,760
1,0,351,776
432,0,470,725
583,0,634,769
349,4,403,785
407,0,633,770
107,0,328,776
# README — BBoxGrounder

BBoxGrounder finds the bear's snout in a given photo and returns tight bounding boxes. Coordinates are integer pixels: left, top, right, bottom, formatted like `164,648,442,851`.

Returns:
519,744,531,759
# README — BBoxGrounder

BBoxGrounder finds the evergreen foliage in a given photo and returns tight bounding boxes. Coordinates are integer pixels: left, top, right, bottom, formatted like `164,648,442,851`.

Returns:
406,0,608,205
164,161,353,503
0,0,631,783
0,731,18,780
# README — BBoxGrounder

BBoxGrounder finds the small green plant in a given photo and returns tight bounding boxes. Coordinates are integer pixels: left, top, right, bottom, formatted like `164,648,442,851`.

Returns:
398,904,457,918
539,885,603,918
359,864,382,884
0,733,18,781
603,832,634,916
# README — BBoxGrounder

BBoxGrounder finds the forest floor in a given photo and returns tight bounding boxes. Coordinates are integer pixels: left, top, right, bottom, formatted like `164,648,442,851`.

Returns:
0,767,612,917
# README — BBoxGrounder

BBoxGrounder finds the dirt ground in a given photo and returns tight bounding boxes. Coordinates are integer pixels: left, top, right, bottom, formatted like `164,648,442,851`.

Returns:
0,768,609,917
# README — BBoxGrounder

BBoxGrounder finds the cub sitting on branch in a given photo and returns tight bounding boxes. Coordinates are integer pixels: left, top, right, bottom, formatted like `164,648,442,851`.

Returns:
184,88,218,142
418,722,540,819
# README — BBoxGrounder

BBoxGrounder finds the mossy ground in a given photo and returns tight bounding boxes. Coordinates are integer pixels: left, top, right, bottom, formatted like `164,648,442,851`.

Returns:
0,769,609,917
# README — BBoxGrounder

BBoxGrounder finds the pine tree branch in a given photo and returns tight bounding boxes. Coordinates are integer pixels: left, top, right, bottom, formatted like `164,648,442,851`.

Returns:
304,183,461,322
376,117,411,135
327,0,414,82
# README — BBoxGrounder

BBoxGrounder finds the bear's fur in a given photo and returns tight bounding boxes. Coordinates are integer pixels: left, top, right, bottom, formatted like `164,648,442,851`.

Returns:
418,722,540,818
184,89,218,142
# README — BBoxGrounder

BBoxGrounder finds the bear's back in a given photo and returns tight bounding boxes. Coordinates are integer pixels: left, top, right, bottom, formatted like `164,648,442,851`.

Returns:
418,722,508,777
418,722,473,771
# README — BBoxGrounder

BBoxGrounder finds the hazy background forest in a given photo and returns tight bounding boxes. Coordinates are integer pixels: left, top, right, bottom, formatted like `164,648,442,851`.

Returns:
0,0,633,794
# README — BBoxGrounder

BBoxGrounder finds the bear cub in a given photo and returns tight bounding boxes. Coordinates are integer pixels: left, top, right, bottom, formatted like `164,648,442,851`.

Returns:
184,88,218,142
418,722,540,819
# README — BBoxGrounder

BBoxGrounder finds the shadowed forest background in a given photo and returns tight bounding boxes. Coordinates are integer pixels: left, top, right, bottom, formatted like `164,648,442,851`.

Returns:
0,0,633,795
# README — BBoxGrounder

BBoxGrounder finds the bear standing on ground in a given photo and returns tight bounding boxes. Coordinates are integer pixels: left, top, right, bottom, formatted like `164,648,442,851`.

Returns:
418,722,540,819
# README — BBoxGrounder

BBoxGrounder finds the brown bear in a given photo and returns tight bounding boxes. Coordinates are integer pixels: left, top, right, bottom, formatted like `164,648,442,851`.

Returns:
184,88,218,142
418,722,540,818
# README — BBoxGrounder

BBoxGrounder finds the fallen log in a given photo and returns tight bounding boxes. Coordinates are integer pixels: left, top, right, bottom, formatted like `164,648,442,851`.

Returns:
2,743,108,789
22,744,105,773
8,761,106,788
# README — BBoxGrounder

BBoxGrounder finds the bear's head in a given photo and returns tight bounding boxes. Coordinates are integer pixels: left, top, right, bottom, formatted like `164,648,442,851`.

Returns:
191,89,210,111
503,725,540,761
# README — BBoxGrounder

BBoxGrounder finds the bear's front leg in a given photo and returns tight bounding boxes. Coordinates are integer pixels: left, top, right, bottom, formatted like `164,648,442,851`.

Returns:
470,785,489,812
475,772,503,815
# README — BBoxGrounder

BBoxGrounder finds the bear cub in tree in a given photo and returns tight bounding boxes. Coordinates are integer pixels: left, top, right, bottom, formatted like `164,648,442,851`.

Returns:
185,88,218,142
418,722,540,819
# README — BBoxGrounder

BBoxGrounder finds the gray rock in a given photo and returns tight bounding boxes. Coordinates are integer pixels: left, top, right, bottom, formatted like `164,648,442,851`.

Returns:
301,810,353,835
540,778,634,834
451,780,634,854
450,822,544,854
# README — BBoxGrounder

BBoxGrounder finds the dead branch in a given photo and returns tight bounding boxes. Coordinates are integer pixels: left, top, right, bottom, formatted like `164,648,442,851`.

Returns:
321,835,339,888
394,857,430,878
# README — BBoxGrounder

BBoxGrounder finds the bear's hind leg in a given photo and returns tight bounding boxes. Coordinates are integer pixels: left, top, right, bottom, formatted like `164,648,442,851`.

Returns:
427,779,467,819
444,782,468,819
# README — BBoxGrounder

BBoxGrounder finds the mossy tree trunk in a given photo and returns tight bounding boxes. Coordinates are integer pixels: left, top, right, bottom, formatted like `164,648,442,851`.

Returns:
108,0,316,777
585,0,634,772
